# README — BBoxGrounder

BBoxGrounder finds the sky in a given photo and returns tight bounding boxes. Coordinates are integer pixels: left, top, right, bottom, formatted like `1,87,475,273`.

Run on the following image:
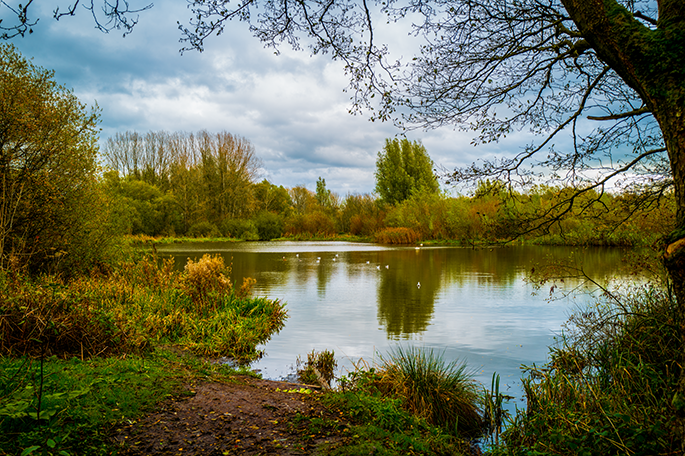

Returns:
6,0,528,195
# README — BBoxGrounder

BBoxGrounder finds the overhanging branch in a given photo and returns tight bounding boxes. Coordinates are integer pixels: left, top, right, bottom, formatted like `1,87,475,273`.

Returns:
587,106,650,121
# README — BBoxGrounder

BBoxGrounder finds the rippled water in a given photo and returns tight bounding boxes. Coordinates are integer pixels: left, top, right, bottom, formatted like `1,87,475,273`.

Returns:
156,241,630,406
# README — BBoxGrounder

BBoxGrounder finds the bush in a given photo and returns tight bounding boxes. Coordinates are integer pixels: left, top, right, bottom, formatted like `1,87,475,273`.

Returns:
254,211,284,240
285,211,336,236
384,191,449,239
497,285,682,455
186,221,221,238
221,218,259,240
181,254,257,304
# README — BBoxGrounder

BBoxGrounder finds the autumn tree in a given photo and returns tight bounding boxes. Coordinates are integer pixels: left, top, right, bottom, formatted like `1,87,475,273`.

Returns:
254,179,292,214
0,43,106,273
103,130,261,233
288,185,317,214
374,138,439,205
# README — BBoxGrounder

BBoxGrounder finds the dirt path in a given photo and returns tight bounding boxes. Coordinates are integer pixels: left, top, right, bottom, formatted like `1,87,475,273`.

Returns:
112,376,346,455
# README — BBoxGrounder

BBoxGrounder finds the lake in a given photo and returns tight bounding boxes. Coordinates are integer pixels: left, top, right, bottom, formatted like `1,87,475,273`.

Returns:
156,241,630,407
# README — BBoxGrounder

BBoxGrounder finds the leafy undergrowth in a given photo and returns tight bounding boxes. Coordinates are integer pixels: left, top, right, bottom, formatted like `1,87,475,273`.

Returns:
0,348,252,456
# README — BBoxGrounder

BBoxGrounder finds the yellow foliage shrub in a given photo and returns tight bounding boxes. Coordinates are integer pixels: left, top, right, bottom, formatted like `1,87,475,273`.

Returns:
237,277,257,298
182,254,233,312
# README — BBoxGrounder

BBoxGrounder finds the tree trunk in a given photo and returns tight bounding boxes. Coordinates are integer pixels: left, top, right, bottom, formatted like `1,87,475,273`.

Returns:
659,109,685,452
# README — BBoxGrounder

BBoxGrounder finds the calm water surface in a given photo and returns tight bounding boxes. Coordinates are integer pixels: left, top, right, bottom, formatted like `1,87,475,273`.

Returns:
157,241,629,406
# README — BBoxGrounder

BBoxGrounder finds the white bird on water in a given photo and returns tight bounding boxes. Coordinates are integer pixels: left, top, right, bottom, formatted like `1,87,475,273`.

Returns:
385,265,389,269
376,265,380,270
417,282,421,288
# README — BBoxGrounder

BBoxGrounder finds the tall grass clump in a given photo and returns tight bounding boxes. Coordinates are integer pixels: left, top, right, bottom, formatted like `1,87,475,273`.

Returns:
319,348,483,455
297,349,337,388
495,284,681,455
373,346,483,438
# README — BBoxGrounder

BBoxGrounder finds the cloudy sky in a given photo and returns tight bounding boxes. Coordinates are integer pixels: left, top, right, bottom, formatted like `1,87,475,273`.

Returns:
6,0,523,195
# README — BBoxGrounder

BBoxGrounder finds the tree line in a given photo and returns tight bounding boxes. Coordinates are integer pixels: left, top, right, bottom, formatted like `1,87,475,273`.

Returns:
102,132,674,247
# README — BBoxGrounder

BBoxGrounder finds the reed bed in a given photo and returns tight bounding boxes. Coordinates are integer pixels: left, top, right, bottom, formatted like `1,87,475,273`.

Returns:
496,285,681,455
374,227,421,245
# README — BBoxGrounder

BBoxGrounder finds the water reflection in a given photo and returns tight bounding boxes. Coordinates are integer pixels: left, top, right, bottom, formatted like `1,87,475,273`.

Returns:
156,241,631,401
377,250,439,338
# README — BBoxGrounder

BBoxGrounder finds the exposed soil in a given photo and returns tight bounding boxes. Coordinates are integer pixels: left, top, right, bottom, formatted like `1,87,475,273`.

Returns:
112,376,346,456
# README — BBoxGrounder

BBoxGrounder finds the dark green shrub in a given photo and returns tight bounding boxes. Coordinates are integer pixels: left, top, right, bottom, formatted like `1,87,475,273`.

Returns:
186,221,221,238
254,211,284,240
221,218,259,240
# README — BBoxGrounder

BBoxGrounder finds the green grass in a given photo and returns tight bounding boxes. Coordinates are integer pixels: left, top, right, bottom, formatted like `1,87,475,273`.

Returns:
314,386,473,456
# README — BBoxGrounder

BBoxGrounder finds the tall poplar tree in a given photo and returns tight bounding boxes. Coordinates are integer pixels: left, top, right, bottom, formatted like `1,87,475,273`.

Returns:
374,138,439,205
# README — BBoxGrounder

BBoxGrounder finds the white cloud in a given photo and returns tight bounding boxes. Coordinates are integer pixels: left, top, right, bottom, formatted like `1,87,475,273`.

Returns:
8,0,506,194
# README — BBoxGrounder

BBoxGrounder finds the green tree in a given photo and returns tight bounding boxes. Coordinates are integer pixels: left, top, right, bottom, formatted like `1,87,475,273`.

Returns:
103,130,262,233
103,173,181,236
254,211,284,240
374,138,439,206
0,44,107,273
316,176,332,208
